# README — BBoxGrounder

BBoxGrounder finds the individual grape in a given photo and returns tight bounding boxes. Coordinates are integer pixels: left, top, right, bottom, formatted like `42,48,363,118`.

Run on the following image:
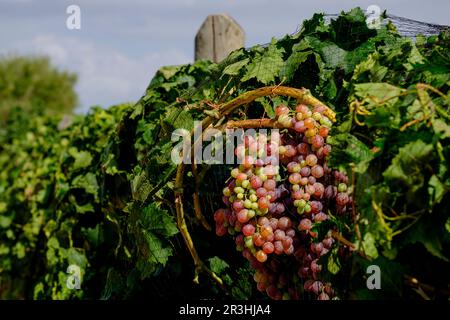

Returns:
296,104,309,114
242,224,255,236
311,281,324,295
284,145,297,157
275,105,290,116
282,237,293,249
305,155,317,167
260,225,273,239
286,228,296,238
318,293,330,300
314,212,328,222
216,224,227,236
264,179,276,191
256,187,267,198
296,143,309,155
310,200,323,213
274,229,286,241
300,166,311,177
232,200,244,212
313,182,325,198
237,209,249,223
312,135,324,149
319,126,329,138
311,259,322,273
250,176,263,189
256,250,268,263
253,233,265,247
262,242,275,254
284,245,294,255
336,192,349,206
269,218,278,230
277,217,291,230
258,217,269,226
311,165,324,178
289,173,301,185
338,183,347,192
258,197,270,210
274,241,284,255
294,121,306,133
299,218,312,231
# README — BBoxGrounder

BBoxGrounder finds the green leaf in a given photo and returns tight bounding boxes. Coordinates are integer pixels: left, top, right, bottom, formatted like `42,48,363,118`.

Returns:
428,175,447,206
383,140,433,192
354,83,404,108
142,230,172,266
327,249,341,275
68,147,93,170
208,256,229,275
281,48,312,81
432,118,450,139
131,171,152,202
242,43,285,84
0,215,12,228
140,203,179,238
222,58,249,76
72,173,99,201
164,106,194,131
404,216,449,261
328,134,374,172
360,232,379,259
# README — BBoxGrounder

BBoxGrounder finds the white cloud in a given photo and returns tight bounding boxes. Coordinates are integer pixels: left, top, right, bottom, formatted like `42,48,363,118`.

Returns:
13,34,191,113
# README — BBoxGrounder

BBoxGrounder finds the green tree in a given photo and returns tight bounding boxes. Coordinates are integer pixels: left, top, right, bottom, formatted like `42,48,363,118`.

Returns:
0,56,78,125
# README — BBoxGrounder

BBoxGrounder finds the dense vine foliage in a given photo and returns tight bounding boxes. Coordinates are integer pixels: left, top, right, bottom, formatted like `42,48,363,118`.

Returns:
0,8,449,300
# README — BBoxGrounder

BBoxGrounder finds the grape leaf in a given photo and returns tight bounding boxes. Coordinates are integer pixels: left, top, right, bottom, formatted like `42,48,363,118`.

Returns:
208,256,229,275
383,140,433,191
242,43,285,84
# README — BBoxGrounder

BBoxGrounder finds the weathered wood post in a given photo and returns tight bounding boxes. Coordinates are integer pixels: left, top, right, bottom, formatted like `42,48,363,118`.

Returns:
195,14,245,63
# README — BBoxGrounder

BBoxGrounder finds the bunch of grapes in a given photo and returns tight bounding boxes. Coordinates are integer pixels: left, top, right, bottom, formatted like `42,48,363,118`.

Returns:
214,102,352,300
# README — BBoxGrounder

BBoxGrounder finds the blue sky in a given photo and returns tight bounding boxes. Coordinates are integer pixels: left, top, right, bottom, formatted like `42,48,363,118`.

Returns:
0,0,449,113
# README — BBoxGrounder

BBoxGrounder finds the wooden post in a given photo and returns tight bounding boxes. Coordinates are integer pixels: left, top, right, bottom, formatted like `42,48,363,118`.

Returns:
195,14,245,63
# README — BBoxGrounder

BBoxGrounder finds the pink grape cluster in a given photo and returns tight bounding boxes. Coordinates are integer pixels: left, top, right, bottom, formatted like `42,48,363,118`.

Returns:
214,102,351,300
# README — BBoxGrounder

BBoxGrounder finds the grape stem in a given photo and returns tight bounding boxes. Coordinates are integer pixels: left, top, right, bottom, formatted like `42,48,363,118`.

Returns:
174,164,226,290
191,163,212,231
225,118,282,129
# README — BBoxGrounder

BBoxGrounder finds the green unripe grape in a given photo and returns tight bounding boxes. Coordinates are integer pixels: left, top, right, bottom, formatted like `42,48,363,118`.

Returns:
294,200,301,207
251,202,259,210
228,227,235,235
244,236,253,248
237,193,244,200
338,183,347,192
234,187,244,194
223,187,231,196
298,199,307,207
260,174,268,182
235,180,242,187
244,199,252,209
292,184,300,192
249,189,256,195
297,206,304,214
312,112,322,121
261,208,269,215
249,194,258,202
304,203,311,213
231,168,239,178
241,180,250,189
247,210,256,219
